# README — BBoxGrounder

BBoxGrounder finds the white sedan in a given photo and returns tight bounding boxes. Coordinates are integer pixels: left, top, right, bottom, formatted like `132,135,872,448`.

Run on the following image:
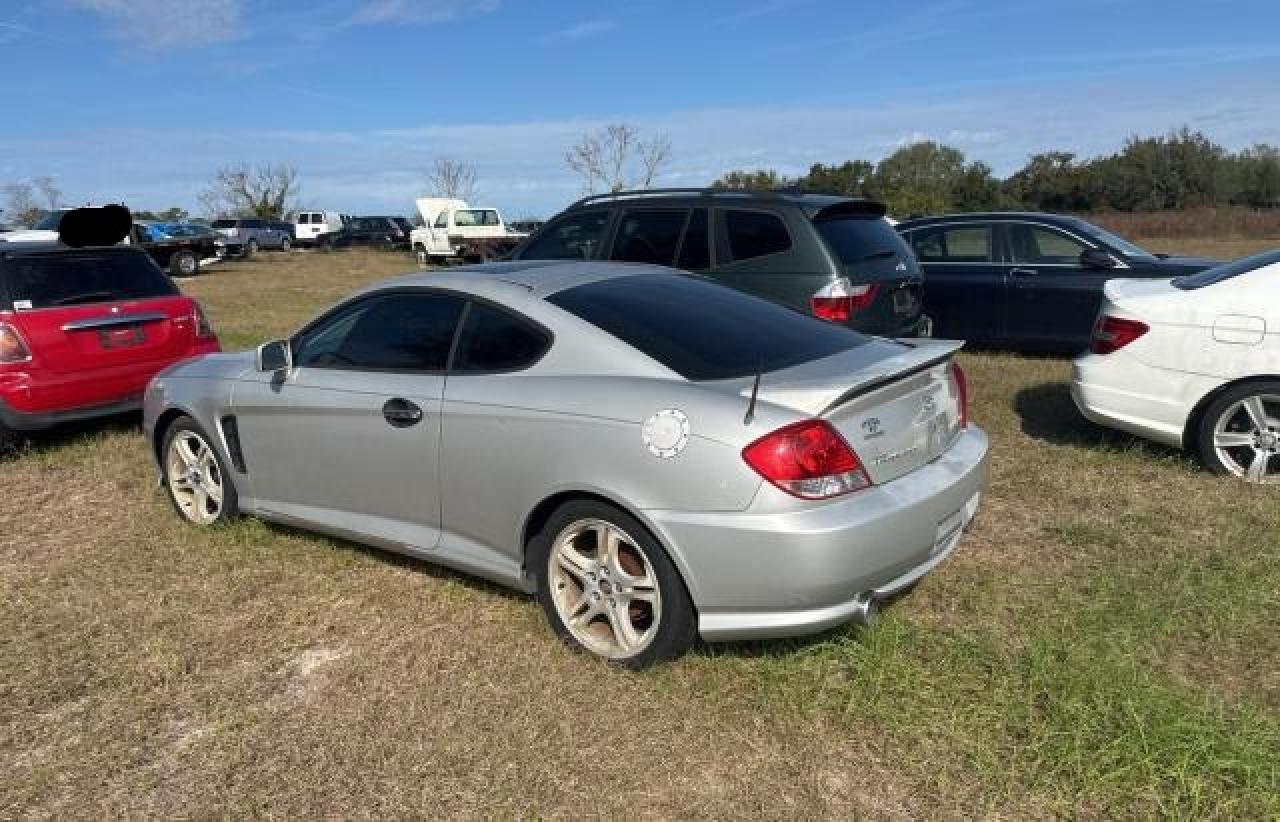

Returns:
1072,249,1280,483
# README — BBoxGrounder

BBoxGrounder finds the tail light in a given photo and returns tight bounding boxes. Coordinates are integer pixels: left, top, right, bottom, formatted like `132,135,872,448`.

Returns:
1091,315,1148,355
193,303,217,341
742,419,872,499
950,361,969,429
810,277,878,323
0,322,32,363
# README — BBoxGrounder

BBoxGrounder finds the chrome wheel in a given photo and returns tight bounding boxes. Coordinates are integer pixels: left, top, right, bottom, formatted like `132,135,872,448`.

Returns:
166,430,225,524
547,518,662,659
1212,394,1280,484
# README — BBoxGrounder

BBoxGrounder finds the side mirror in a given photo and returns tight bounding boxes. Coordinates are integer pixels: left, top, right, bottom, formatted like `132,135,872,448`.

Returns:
256,339,292,372
1080,248,1116,270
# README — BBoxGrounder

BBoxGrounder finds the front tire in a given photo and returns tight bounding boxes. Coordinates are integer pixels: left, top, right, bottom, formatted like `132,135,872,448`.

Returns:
170,250,199,278
280,236,291,252
0,422,22,455
1196,381,1280,484
531,500,696,669
161,417,239,525
246,238,259,255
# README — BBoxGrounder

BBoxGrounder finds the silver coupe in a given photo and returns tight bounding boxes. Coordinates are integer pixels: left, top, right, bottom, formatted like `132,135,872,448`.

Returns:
143,261,989,667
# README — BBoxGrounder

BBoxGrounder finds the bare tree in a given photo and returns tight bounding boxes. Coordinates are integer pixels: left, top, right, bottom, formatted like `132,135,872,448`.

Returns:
2,183,42,227
426,158,478,201
32,176,63,210
565,124,673,193
199,164,300,218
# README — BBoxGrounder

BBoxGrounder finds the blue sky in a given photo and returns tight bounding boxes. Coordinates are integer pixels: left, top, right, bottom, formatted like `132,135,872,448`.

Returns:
2,0,1278,218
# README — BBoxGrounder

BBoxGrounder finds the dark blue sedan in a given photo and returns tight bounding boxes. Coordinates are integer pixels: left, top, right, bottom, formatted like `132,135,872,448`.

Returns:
895,213,1218,352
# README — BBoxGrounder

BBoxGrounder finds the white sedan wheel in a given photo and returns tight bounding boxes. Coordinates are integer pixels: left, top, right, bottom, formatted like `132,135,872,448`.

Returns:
1210,393,1280,484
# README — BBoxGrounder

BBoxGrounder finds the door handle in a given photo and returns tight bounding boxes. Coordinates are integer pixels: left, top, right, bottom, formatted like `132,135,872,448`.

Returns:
382,398,423,428
1010,267,1036,278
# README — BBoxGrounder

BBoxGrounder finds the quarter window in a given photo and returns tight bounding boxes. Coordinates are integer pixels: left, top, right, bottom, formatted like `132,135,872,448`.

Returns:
722,210,791,262
909,226,992,263
293,293,465,371
611,209,687,266
1007,224,1088,265
519,210,611,260
452,302,549,372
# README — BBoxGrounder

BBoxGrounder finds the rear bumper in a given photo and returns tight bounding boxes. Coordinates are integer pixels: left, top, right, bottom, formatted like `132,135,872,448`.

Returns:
0,394,141,431
647,427,990,642
1070,353,1205,448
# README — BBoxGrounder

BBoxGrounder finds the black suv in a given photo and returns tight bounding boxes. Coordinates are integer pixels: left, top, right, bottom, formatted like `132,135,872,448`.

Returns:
508,189,928,337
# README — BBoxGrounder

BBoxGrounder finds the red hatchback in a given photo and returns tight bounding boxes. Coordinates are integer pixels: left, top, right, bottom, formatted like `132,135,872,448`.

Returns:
0,242,220,450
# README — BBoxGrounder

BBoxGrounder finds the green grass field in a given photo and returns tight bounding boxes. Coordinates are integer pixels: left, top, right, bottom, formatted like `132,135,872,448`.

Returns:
2,239,1278,817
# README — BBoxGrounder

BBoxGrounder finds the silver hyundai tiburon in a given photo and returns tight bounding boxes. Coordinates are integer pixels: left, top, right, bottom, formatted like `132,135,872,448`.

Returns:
144,261,989,667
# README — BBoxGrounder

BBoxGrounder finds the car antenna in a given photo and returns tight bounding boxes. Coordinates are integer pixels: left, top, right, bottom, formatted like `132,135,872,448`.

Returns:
744,356,763,425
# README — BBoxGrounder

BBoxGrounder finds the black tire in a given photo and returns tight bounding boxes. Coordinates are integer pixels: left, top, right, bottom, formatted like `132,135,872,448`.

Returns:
169,250,199,278
280,236,291,252
1195,380,1280,483
246,238,259,255
160,416,239,525
530,499,696,669
0,422,22,455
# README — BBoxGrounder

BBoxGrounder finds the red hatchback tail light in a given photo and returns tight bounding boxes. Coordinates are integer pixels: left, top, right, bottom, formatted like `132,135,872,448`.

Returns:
0,323,31,364
742,419,872,499
1091,315,1149,355
950,361,969,429
810,277,878,323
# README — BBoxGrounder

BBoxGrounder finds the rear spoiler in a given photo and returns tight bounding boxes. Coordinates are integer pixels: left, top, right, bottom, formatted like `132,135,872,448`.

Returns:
817,340,960,415
810,200,888,221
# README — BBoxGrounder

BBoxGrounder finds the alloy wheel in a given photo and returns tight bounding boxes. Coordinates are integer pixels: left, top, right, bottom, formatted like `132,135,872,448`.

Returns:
547,518,662,659
166,430,225,524
1212,393,1280,483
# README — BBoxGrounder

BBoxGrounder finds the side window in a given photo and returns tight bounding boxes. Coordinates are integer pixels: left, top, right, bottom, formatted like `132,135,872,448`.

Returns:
611,210,687,266
293,293,465,371
722,210,791,262
434,212,449,229
677,208,710,271
482,211,501,226
452,302,550,372
1008,224,1088,265
910,225,992,263
519,210,611,260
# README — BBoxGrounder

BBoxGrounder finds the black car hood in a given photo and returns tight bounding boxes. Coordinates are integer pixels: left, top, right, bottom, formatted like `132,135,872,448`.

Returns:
1132,255,1220,275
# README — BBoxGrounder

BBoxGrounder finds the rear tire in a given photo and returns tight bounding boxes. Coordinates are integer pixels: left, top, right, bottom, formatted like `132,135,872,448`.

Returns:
246,238,259,255
1195,380,1280,484
280,236,291,252
531,499,696,669
169,250,199,278
0,422,22,455
161,416,239,525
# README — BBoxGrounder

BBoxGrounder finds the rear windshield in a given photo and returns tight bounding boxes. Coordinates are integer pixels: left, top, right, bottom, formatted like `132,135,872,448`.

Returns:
1174,249,1280,290
815,216,914,265
2,251,178,309
547,273,867,381
211,219,237,229
34,211,69,231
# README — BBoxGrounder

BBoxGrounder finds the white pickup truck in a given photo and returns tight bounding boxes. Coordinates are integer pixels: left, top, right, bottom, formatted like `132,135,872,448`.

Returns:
410,198,529,265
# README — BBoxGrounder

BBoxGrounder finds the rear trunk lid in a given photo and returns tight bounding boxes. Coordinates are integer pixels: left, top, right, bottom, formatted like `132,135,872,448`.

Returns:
812,213,924,333
747,339,965,484
2,249,198,373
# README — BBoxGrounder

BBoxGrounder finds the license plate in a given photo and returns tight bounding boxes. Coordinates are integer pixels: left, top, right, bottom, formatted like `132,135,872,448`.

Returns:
99,326,146,349
892,288,916,315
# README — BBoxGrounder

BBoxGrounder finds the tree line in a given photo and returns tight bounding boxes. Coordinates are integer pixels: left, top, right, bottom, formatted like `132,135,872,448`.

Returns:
712,127,1280,217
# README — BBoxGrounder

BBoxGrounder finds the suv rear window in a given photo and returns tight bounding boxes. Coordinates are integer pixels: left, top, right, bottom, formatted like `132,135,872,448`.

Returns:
2,251,178,309
547,273,866,381
1175,249,1280,290
817,217,915,264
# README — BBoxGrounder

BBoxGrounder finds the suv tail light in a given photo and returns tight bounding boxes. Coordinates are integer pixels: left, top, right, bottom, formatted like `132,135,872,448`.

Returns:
1091,315,1148,355
193,303,217,341
950,361,969,429
742,419,872,499
810,277,878,323
0,323,32,363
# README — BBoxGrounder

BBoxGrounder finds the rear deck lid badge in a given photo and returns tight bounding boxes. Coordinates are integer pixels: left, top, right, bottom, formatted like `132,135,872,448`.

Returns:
642,409,690,459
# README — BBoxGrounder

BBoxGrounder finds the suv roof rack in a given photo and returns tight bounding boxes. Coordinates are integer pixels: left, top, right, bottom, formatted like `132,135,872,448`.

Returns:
566,187,884,212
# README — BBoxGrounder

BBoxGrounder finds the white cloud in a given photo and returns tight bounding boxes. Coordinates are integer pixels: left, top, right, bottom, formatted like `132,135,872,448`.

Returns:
544,19,617,41
346,0,500,25
65,0,241,49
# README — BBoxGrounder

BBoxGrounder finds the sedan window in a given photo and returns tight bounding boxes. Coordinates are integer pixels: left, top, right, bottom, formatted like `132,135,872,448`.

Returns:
1008,224,1088,266
452,302,550,372
909,225,991,263
293,293,465,371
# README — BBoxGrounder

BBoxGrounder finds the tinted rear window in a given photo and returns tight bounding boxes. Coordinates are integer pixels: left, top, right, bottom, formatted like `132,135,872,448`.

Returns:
3,251,178,309
211,219,236,229
817,217,914,264
547,274,867,381
1175,249,1280,290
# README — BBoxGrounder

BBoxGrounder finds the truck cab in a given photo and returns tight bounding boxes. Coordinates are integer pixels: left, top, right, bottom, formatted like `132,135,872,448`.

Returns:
410,198,527,264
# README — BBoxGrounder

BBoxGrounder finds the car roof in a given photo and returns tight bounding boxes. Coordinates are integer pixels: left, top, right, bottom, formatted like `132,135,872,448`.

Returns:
559,188,886,218
370,260,673,300
896,212,1086,229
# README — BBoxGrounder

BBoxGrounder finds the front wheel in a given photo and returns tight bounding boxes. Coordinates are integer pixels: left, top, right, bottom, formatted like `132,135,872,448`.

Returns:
169,250,199,278
246,238,259,255
280,236,291,251
532,500,696,669
162,417,239,525
1196,381,1280,484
